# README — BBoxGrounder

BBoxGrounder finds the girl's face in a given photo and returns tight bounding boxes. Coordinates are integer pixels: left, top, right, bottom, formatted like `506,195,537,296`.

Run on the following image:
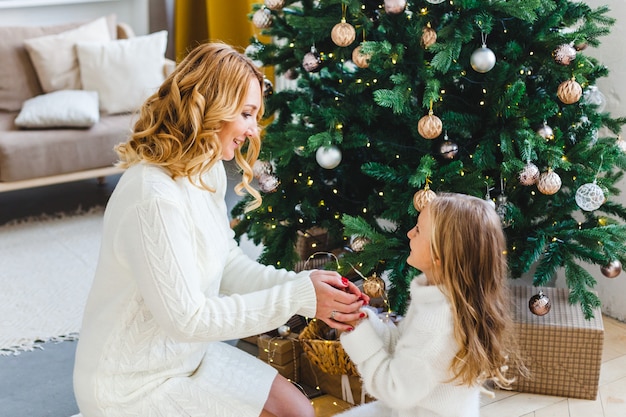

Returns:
218,77,262,161
406,205,437,280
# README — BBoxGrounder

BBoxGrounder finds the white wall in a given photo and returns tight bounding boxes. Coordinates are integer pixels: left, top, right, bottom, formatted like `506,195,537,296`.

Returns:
569,1,626,321
0,0,149,35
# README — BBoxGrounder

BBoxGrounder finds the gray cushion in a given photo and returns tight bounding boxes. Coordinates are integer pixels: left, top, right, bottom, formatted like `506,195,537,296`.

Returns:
0,112,133,182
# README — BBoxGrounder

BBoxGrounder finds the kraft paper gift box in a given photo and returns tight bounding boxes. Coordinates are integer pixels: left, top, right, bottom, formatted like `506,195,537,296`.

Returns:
507,286,604,400
257,333,302,366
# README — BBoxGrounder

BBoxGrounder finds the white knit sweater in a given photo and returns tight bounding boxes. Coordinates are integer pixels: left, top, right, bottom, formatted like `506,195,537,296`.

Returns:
338,276,480,417
74,161,317,417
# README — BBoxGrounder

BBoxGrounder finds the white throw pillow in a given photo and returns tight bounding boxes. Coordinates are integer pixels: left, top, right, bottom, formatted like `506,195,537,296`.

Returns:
15,90,100,129
76,31,168,115
24,17,111,93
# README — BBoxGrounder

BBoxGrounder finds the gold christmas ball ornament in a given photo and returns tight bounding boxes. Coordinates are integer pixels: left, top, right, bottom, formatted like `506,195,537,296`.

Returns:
518,162,540,186
252,8,273,29
557,78,583,104
331,21,356,47
552,43,577,65
350,236,370,252
529,291,551,316
384,0,407,15
417,112,443,139
352,45,371,69
601,260,622,278
363,273,386,299
575,182,605,211
420,25,437,49
264,0,285,11
413,187,437,212
537,169,562,195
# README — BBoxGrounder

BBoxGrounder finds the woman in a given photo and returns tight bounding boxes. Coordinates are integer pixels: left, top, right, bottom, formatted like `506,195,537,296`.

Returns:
74,42,366,417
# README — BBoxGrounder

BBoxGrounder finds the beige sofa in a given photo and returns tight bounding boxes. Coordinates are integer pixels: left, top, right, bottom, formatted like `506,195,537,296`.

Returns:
0,16,172,192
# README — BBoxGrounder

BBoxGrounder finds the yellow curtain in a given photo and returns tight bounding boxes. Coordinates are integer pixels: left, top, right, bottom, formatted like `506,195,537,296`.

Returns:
174,0,259,60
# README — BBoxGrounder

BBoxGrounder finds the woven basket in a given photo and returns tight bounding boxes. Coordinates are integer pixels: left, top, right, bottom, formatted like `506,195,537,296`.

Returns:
298,319,359,376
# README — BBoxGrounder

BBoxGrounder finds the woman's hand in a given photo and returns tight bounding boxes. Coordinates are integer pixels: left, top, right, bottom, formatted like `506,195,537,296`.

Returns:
309,270,370,331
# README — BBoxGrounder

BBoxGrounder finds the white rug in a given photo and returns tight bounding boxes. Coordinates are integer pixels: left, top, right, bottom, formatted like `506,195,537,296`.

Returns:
0,207,103,355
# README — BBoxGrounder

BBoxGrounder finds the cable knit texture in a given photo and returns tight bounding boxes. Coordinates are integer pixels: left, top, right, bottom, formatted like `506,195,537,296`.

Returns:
74,161,317,417
338,276,480,417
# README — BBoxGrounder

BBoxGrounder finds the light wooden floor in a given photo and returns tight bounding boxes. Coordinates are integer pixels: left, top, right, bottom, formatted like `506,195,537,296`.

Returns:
312,315,626,417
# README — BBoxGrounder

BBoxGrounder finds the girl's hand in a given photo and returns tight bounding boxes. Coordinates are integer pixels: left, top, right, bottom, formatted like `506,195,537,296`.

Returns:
309,270,369,331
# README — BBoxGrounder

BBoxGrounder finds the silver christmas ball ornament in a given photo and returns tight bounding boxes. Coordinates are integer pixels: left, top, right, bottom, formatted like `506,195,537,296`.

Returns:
470,46,496,73
302,49,321,73
277,324,291,337
519,162,540,186
384,0,406,15
601,260,622,278
258,173,280,193
315,145,342,169
553,43,577,65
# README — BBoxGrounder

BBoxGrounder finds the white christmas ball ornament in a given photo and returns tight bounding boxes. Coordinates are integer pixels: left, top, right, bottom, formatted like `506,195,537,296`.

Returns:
426,0,446,3
470,46,496,73
575,182,605,211
316,145,342,169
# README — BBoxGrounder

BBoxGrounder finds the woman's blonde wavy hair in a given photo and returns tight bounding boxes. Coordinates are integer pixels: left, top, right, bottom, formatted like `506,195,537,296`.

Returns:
115,42,264,211
426,193,523,388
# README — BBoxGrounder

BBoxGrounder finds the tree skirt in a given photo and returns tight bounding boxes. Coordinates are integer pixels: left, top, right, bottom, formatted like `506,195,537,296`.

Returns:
0,207,103,355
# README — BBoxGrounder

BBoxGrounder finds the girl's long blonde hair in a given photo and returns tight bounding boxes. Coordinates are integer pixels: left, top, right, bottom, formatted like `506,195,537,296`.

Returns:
115,42,264,211
427,193,522,387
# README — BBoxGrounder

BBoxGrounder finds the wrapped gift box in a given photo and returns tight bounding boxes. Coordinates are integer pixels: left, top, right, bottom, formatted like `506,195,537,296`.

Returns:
257,333,302,365
507,286,604,400
300,352,374,405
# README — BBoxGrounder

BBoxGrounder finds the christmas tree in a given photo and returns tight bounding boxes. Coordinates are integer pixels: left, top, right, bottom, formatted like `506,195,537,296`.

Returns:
232,0,626,318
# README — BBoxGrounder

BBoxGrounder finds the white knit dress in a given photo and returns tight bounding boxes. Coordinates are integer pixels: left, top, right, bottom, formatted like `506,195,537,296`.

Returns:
74,161,317,417
337,276,480,417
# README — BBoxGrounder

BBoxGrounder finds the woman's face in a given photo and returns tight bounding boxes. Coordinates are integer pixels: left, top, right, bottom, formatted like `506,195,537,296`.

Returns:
406,205,436,279
218,77,262,161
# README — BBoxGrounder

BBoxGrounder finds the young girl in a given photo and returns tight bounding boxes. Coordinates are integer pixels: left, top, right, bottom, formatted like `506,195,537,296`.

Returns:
337,193,520,417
